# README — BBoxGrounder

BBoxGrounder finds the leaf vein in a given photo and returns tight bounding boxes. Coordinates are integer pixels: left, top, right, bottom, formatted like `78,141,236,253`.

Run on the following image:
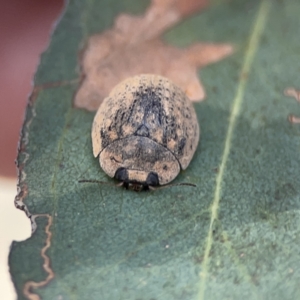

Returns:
197,1,271,298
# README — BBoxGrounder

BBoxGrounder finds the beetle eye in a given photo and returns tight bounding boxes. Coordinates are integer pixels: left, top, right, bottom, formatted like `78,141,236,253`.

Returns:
146,172,159,187
115,168,128,182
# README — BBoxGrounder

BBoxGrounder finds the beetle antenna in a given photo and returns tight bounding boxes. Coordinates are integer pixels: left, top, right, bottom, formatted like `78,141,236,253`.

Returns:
149,182,196,191
78,179,123,187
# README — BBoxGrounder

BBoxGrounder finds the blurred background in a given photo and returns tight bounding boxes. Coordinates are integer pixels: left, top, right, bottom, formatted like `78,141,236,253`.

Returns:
0,0,63,298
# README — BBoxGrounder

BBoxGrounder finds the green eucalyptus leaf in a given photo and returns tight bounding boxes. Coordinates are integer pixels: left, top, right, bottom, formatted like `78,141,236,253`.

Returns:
9,0,300,299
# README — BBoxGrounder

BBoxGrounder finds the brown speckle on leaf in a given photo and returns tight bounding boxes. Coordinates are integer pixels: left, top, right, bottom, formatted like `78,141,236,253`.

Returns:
284,87,300,124
74,0,234,111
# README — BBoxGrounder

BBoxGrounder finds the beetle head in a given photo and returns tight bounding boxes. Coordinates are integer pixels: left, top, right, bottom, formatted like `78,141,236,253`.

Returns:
115,167,159,191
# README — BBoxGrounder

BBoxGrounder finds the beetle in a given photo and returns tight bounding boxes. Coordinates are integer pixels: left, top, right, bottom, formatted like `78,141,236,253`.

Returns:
80,74,200,191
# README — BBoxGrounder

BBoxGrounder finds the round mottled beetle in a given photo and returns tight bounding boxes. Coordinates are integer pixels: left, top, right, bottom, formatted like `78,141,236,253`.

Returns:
84,74,199,191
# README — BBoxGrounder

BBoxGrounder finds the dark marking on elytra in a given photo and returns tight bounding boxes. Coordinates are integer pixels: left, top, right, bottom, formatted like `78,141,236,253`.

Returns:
135,124,149,137
178,137,186,156
100,128,110,149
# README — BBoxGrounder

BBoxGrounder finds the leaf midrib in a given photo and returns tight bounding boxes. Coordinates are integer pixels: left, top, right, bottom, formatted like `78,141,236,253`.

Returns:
197,1,272,299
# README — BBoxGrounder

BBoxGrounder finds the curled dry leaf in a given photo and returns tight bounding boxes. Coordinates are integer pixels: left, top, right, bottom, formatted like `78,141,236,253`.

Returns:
75,0,234,111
